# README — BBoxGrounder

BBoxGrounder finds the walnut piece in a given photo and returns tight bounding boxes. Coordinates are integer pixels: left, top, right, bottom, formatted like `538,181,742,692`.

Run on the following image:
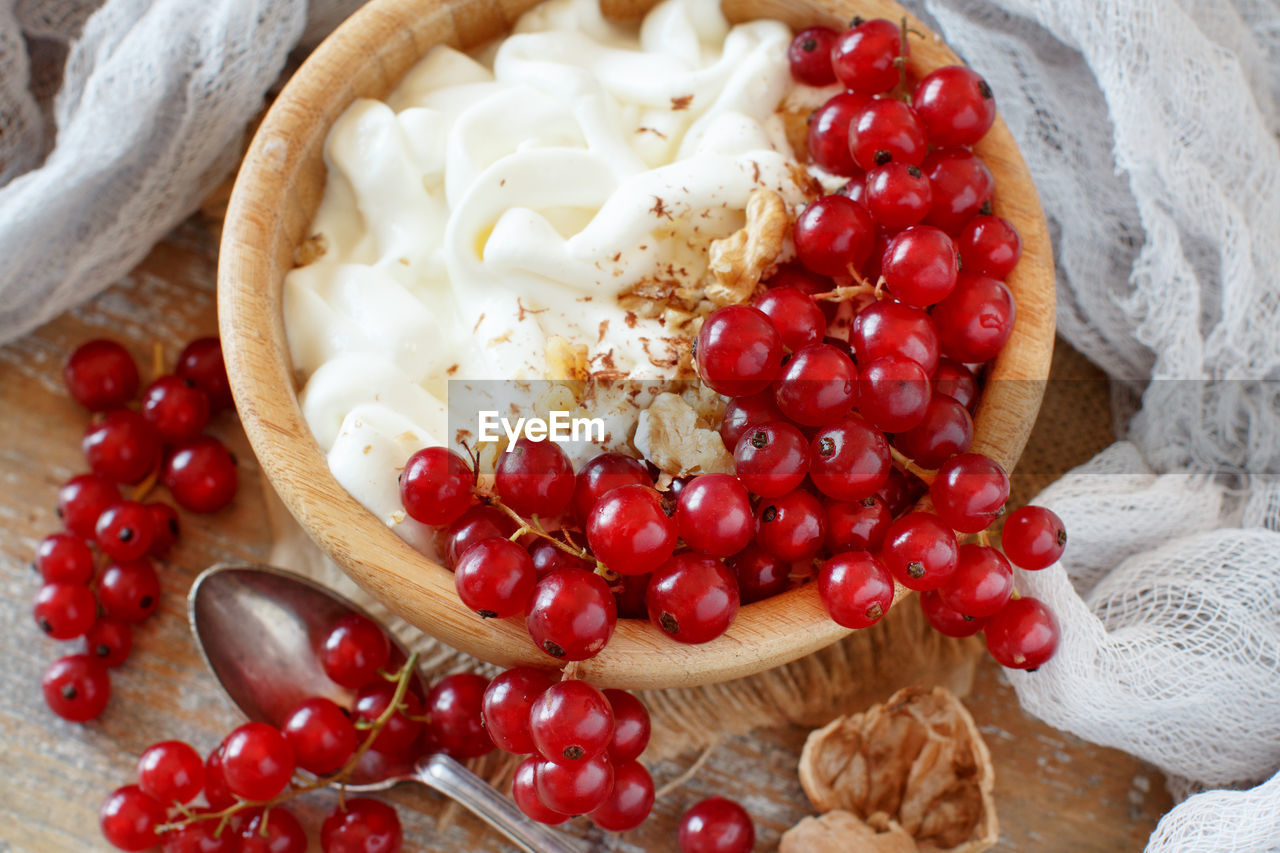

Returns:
632,392,733,477
781,810,917,853
545,335,589,381
293,232,329,267
796,686,998,853
705,188,788,306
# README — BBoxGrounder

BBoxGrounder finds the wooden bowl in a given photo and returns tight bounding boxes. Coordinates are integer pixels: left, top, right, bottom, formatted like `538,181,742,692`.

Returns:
218,0,1055,689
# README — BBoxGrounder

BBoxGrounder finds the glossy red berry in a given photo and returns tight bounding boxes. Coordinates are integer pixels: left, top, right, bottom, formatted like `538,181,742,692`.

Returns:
400,446,475,526
353,681,424,754
755,487,825,561
788,26,839,85
528,536,591,579
856,355,931,433
932,271,1016,363
100,785,164,851
819,551,895,629
146,502,181,557
733,422,810,497
881,511,959,590
930,452,1009,533
160,814,238,853
283,698,358,775
65,340,139,411
603,688,650,763
877,467,928,517
526,568,617,660
824,495,892,553
512,756,569,824
864,162,932,230
774,343,858,426
176,338,233,411
137,740,205,805
720,391,786,453
443,506,518,569
321,613,390,689
647,553,740,644
571,453,650,524
921,589,986,637
85,618,133,667
36,532,95,585
454,537,537,619
426,672,494,760
238,807,307,853
98,559,161,622
34,582,97,639
164,436,237,513
892,393,973,469
83,410,161,485
203,748,236,811
57,473,122,539
806,92,871,177
535,754,614,816
141,375,210,443
831,18,902,94
1001,505,1067,570
678,796,755,853
588,760,655,832
933,357,979,412
43,653,111,721
675,474,754,557
849,99,927,170
913,65,996,146
922,147,995,234
941,545,1014,618
882,226,959,307
481,667,558,754
96,500,156,562
220,722,296,801
794,195,876,277
849,300,939,375
985,597,1060,669
495,439,575,519
530,680,614,764
956,215,1021,279
587,484,677,576
751,286,827,353
809,416,891,501
320,798,403,853
726,544,792,604
695,305,784,397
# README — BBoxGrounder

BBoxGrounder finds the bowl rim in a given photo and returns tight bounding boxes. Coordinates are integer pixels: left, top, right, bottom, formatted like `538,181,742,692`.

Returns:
217,0,1056,689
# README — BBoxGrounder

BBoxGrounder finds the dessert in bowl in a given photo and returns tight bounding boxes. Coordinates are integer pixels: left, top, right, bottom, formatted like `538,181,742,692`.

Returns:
218,0,1055,689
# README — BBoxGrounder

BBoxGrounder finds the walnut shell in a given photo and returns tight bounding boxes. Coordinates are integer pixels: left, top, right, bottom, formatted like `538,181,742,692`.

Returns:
797,686,997,853
781,810,918,853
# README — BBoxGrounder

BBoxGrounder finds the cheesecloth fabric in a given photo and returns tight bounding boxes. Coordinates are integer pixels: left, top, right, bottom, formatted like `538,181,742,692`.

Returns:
3,0,1280,849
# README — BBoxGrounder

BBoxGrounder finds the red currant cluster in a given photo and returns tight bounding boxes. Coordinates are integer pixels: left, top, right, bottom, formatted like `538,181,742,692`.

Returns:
38,338,240,723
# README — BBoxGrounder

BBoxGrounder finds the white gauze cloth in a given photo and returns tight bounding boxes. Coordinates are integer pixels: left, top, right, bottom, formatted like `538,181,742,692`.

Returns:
3,1,1280,850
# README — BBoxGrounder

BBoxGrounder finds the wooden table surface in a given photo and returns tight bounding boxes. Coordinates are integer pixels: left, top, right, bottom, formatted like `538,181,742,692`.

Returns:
0,213,1172,851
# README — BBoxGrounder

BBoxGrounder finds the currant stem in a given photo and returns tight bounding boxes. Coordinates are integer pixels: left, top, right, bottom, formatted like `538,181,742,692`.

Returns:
480,490,594,563
814,280,879,303
889,447,938,485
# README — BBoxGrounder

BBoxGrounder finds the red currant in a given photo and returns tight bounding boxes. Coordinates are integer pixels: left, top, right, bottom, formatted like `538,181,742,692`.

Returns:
675,473,754,557
694,305,784,397
320,798,402,853
794,194,875,277
36,532,95,584
481,667,558,754
96,500,156,562
138,740,205,805
146,502,181,557
425,672,494,759
932,271,1016,363
98,559,161,622
528,537,591,576
892,393,973,469
719,391,786,451
43,653,111,721
586,484,677,576
176,338,234,412
354,681,424,754
495,439,575,519
65,340,139,412
160,814,238,853
733,422,810,497
604,688,650,763
881,511,959,590
1001,505,1067,570
535,754,614,816
443,506,518,569
940,544,1014,618
809,416,890,501
530,680,614,764
321,613,390,689
985,597,1060,669
881,225,959,307
571,452,650,524
399,446,474,526
849,300,939,375
34,582,97,639
933,357,979,412
83,410,161,485
647,553,740,644
454,537,536,619
756,487,826,561
238,807,307,853
774,342,858,426
856,355,931,433
922,147,994,233
85,618,133,667
141,375,210,442
220,722,295,801
526,568,617,660
57,473,122,539
788,26,839,85
849,99,927,170
956,214,1021,279
678,796,755,853
831,18,902,94
726,544,791,604
806,92,871,177
920,589,986,637
865,162,932,230
99,784,164,851
588,760,655,831
912,65,996,146
283,697,358,775
164,436,237,513
751,286,827,353
930,452,1009,532
512,756,569,824
203,748,236,810
819,551,894,629
877,467,928,517
824,495,892,552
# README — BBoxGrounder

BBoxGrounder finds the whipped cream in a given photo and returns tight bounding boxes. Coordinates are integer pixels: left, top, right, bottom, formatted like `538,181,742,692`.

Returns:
284,0,815,537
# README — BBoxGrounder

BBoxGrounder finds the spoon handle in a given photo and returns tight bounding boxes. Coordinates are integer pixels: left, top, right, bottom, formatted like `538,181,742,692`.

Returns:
415,753,583,853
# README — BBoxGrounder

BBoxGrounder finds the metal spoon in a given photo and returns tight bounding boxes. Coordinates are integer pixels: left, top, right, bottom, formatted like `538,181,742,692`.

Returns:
187,563,580,853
